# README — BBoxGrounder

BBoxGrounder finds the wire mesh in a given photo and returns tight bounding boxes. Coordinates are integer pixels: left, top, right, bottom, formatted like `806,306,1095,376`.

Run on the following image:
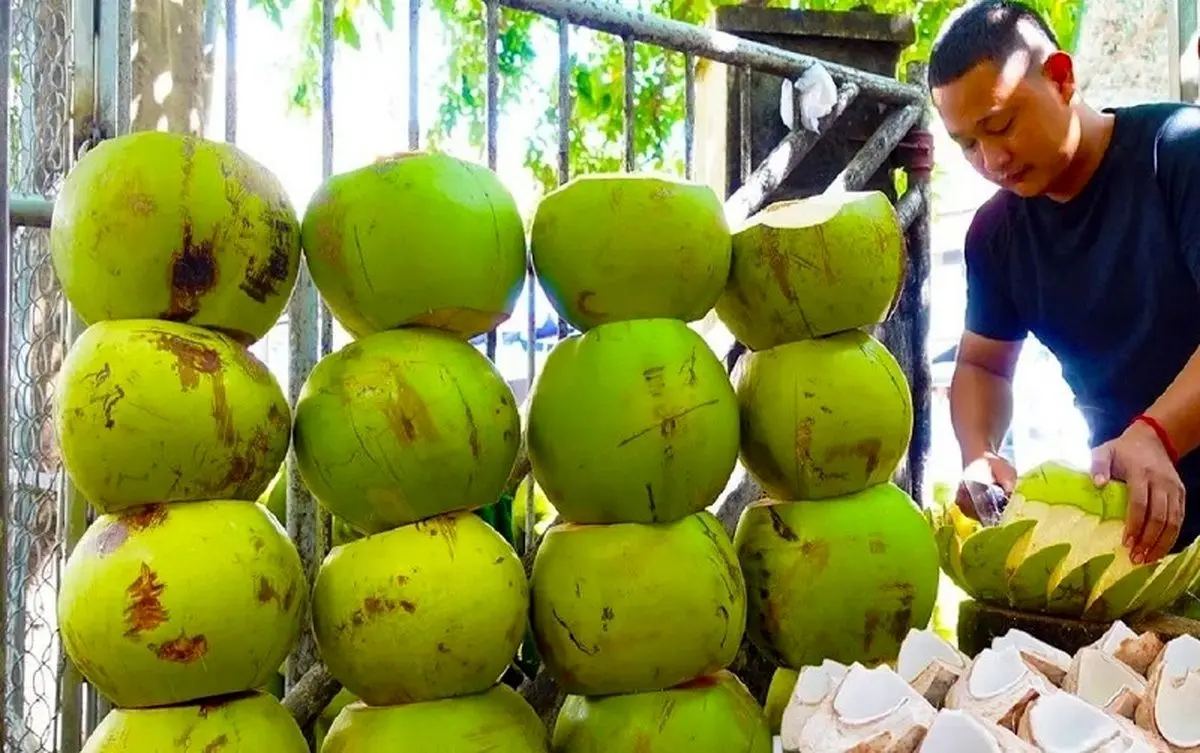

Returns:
5,0,73,751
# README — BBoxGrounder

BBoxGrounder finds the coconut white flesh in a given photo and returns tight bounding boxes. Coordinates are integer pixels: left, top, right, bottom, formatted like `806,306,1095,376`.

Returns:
1092,622,1139,655
1090,622,1167,676
780,661,849,746
943,647,1053,730
787,663,935,753
992,629,1072,685
1063,647,1146,717
1018,690,1161,753
918,709,1036,753
897,629,969,708
1136,635,1200,750
748,193,859,231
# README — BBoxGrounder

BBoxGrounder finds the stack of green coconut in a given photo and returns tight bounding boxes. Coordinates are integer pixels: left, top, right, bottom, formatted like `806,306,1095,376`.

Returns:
523,173,773,752
292,152,550,750
714,192,942,720
48,131,311,750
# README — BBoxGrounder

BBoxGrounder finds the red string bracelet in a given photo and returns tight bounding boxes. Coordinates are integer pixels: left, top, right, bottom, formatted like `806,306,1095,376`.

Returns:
1133,414,1180,465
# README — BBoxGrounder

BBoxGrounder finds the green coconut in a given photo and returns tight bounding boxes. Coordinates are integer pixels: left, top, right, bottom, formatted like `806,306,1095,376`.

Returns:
714,191,905,350
294,327,521,533
530,511,746,696
321,683,549,752
935,460,1200,620
764,667,799,734
527,318,739,524
312,511,528,706
55,319,290,514
59,500,306,708
50,131,300,345
552,671,771,752
316,688,359,751
512,476,557,543
84,691,306,752
530,173,731,331
734,483,939,669
300,152,527,340
735,329,913,501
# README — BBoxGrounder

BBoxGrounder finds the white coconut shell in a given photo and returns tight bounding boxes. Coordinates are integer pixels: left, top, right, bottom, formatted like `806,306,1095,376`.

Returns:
917,709,1037,752
1063,647,1147,719
1019,690,1168,753
991,629,1071,686
1134,635,1200,752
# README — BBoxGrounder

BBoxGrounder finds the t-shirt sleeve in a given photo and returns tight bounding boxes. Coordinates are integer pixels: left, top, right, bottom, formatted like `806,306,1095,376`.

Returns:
963,199,1028,342
1156,105,1200,285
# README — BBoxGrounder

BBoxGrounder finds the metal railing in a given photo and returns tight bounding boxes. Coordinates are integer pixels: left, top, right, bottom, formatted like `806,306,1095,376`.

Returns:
0,0,932,750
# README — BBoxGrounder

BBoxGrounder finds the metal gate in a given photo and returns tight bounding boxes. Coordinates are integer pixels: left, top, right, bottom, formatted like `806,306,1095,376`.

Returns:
0,0,932,750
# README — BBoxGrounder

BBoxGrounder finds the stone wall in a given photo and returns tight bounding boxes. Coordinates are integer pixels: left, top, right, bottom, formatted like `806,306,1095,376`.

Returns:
1073,0,1174,107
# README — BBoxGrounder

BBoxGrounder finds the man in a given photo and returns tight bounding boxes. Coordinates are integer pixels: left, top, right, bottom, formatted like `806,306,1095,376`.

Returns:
929,0,1200,564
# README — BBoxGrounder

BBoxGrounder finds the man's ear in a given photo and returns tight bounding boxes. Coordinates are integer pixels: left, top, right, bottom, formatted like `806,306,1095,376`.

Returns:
1042,50,1076,102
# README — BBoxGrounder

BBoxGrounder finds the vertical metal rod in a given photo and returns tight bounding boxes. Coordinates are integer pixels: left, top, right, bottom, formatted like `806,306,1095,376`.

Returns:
286,0,331,710
408,0,420,150
622,36,635,171
554,20,570,340
738,65,752,185
117,0,132,135
225,0,238,143
484,0,500,361
0,1,11,747
319,0,335,358
684,52,695,180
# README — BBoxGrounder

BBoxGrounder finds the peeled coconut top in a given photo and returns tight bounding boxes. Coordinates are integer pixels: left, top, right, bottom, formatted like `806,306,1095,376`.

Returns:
1005,460,1127,524
741,191,881,232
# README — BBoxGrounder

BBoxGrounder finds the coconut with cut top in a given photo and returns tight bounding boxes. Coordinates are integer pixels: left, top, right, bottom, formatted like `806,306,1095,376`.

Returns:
783,663,935,753
932,460,1200,621
1018,689,1169,752
1090,621,1166,677
715,191,905,350
991,628,1072,685
780,660,850,745
1063,647,1146,718
895,629,969,707
942,646,1055,731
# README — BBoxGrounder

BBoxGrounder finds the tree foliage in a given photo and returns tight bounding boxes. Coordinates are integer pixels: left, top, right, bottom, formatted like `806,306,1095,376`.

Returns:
251,0,1082,194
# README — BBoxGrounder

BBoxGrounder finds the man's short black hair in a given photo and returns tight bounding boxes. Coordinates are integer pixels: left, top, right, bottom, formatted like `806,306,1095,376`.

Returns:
928,1,1061,88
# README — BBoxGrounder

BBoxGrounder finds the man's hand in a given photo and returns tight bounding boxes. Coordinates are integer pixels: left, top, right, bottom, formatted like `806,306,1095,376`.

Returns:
1091,421,1185,564
955,452,1017,520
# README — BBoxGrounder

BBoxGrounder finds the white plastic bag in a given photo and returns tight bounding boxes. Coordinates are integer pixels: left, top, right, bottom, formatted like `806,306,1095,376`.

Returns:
779,62,837,133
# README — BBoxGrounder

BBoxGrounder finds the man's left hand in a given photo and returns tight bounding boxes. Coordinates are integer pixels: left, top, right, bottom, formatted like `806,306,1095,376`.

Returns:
1091,421,1185,564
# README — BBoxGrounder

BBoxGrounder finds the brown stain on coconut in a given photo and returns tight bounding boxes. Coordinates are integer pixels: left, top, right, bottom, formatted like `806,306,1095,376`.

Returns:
124,563,169,637
239,205,296,305
152,331,235,447
202,735,229,751
153,633,209,663
381,366,439,445
255,576,297,612
824,438,883,478
89,504,169,557
164,139,217,324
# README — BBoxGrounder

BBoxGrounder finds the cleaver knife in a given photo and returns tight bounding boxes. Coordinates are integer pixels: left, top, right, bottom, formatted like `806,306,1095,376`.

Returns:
962,480,1009,527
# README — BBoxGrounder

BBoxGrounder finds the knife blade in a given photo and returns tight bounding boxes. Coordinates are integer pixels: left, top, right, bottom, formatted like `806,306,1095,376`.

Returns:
963,480,1009,527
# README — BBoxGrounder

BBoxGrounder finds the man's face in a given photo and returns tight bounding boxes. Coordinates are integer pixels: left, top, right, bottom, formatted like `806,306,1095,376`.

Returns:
932,50,1077,198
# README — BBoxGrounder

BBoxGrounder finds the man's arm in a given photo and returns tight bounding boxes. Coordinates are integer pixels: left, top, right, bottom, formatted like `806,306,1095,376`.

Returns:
951,332,1022,466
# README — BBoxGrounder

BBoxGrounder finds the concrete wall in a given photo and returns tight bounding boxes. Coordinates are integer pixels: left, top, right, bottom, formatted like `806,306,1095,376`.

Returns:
1073,0,1174,106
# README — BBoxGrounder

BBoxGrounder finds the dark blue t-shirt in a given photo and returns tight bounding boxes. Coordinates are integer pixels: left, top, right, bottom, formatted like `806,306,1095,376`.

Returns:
964,102,1200,549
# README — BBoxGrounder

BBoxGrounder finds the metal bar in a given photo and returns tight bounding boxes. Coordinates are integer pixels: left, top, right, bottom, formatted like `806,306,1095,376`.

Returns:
484,0,499,361
495,0,923,105
825,103,922,194
878,61,932,504
96,0,119,138
895,184,925,230
408,0,420,149
623,36,635,171
117,0,131,135
286,0,332,704
724,82,859,225
10,196,53,228
225,0,237,143
555,20,570,340
737,66,751,186
0,2,11,747
57,312,88,753
683,53,695,180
